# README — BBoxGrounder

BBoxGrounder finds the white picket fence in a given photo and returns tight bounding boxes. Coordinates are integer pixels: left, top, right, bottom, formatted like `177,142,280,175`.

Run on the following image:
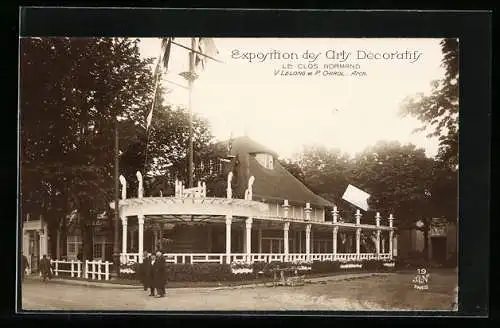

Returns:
50,259,111,281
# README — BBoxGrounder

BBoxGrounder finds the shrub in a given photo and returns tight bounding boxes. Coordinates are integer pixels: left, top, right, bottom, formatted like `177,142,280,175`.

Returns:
362,259,384,271
311,260,340,273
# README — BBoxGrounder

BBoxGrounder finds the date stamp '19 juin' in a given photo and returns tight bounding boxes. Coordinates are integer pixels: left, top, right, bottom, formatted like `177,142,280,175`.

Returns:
413,268,430,290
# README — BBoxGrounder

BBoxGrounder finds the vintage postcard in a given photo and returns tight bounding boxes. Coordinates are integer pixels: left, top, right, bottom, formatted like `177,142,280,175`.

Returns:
19,36,460,312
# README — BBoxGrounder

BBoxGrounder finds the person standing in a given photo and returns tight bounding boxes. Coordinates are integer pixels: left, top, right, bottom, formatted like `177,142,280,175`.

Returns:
21,252,29,281
39,255,51,283
153,251,166,298
142,252,152,292
148,254,156,296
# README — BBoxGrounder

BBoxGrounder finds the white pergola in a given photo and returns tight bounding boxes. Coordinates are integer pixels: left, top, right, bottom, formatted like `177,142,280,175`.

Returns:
110,172,397,265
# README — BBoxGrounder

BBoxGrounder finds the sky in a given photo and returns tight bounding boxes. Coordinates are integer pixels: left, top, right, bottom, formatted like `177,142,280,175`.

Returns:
139,38,445,159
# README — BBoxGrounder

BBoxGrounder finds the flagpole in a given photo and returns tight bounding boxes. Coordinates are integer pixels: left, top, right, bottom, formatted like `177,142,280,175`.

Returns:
187,37,195,188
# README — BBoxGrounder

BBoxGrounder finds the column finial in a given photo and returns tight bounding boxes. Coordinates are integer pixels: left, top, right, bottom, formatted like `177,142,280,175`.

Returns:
245,176,255,200
332,206,339,223
355,209,362,225
136,171,143,198
283,199,290,218
119,175,127,200
304,202,312,221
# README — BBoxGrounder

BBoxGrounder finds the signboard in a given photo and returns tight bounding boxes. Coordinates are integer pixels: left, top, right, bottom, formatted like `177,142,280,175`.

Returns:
430,225,447,237
429,218,447,237
342,184,370,211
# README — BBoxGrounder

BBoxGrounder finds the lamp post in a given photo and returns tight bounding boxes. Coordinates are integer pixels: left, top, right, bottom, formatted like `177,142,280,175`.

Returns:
112,117,120,276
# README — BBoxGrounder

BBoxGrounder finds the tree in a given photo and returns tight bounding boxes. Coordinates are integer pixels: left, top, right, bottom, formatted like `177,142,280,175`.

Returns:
280,159,306,184
290,145,353,204
399,38,459,257
400,38,459,169
20,37,156,260
350,141,435,219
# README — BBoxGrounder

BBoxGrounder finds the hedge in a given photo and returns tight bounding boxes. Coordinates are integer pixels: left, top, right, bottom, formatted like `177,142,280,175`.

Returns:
120,259,395,282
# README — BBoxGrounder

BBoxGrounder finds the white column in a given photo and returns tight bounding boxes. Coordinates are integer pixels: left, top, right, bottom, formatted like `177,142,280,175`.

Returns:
225,215,232,264
382,237,386,253
333,226,338,255
299,231,302,253
332,206,339,257
121,216,128,254
392,234,398,257
283,222,290,260
389,231,394,258
138,215,144,263
245,218,252,259
355,209,361,258
389,214,394,258
305,224,311,260
311,229,314,254
39,230,45,256
356,228,361,257
23,231,29,257
258,227,262,253
375,212,381,256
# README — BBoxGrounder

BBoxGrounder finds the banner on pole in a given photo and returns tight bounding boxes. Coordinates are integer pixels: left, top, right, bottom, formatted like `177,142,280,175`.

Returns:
342,184,370,211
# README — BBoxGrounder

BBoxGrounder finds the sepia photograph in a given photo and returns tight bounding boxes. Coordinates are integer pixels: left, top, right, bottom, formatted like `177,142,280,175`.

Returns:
19,36,459,312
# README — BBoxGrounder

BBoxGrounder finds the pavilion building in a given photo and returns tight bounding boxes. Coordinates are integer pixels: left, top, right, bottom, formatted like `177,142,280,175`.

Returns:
111,136,397,265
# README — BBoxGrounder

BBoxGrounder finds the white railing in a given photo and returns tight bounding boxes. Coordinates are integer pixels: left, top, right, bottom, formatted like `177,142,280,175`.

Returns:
84,260,111,281
163,253,225,264
378,253,392,260
51,259,82,278
151,252,393,264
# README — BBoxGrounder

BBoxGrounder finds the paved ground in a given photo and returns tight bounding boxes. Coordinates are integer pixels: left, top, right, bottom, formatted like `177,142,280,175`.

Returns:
20,270,458,311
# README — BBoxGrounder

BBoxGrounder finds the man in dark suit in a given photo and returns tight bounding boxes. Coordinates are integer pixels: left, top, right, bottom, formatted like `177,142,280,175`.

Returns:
153,251,166,297
147,254,156,296
142,252,153,293
39,255,52,283
21,252,29,281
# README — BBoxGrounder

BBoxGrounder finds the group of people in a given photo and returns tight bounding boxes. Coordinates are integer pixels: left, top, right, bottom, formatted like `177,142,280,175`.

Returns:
20,252,54,282
139,251,167,298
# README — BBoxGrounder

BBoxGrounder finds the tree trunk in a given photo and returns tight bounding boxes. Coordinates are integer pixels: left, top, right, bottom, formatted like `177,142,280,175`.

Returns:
79,208,94,265
61,215,67,258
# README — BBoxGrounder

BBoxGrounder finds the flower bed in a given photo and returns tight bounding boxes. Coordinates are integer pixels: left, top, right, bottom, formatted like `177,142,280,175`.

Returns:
119,262,138,280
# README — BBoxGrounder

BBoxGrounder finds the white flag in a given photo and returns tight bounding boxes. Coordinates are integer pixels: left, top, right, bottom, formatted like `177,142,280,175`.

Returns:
342,184,371,211
195,38,219,71
147,38,173,131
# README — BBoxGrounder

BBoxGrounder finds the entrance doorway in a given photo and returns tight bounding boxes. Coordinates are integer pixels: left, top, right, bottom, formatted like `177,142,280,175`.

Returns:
431,237,447,264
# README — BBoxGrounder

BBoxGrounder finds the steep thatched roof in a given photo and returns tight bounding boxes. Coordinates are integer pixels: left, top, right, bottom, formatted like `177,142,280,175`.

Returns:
222,136,333,207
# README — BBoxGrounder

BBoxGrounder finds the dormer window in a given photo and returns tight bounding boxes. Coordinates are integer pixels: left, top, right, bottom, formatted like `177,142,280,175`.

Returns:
255,153,274,170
